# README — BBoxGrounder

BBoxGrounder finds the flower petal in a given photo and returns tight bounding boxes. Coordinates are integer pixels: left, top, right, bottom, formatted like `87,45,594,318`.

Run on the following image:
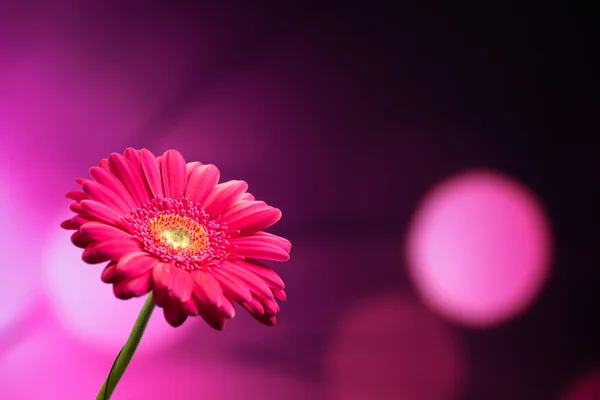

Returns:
229,236,290,261
273,289,287,301
170,267,193,303
242,297,264,315
80,200,131,232
140,148,164,198
185,164,219,205
239,192,255,201
101,261,118,283
124,147,153,201
82,180,131,215
89,166,137,210
203,180,248,219
163,300,188,327
236,259,285,289
161,149,187,199
250,232,292,253
210,269,253,302
70,231,91,248
198,308,227,330
220,260,274,300
190,270,224,308
94,238,143,261
186,161,202,180
65,190,88,201
82,243,110,264
127,271,152,297
225,204,281,236
108,153,150,206
79,221,132,242
116,251,159,278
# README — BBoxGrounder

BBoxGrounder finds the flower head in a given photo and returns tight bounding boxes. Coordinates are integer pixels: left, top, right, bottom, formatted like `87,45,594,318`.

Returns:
61,148,290,329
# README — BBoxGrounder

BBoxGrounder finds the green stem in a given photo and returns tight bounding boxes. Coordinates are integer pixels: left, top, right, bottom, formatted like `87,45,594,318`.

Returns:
96,292,156,400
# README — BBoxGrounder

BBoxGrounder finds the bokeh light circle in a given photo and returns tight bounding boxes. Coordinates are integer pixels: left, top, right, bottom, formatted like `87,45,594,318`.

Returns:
42,216,190,353
406,169,552,328
559,370,600,400
0,181,39,330
325,294,466,400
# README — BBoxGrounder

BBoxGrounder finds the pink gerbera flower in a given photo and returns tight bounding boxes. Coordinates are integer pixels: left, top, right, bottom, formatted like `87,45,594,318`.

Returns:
61,148,290,329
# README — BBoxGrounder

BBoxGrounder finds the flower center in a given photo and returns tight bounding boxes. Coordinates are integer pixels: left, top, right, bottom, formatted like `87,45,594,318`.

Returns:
125,197,231,270
162,227,191,248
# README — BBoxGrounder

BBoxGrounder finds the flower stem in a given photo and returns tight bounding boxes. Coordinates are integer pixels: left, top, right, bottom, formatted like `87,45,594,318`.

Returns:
96,292,156,400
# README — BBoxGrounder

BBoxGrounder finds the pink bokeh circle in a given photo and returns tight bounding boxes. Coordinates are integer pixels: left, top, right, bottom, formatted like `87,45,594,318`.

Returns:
42,216,190,354
325,294,466,400
406,169,552,328
559,370,600,400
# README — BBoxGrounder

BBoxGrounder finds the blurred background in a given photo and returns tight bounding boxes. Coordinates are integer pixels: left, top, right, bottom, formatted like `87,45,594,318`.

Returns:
0,2,597,399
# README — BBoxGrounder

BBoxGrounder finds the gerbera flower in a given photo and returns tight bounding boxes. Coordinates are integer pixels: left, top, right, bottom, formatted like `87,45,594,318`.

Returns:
61,148,290,329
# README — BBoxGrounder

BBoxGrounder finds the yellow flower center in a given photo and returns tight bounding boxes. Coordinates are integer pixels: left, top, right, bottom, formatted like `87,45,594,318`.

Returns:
148,214,210,254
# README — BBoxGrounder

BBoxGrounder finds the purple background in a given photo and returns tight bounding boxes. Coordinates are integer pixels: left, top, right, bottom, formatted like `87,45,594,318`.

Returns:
0,2,597,399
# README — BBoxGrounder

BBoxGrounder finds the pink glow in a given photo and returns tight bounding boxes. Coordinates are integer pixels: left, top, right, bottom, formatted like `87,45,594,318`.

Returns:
559,370,600,400
0,181,38,330
0,323,320,400
406,170,552,328
42,216,190,353
325,294,465,400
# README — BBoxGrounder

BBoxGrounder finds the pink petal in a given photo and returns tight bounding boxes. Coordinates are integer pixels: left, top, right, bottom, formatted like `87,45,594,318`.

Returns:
101,262,118,283
242,297,264,315
89,166,137,210
250,232,292,253
186,161,202,180
140,148,164,198
80,200,131,232
98,158,110,169
253,314,276,326
210,269,253,302
217,296,236,318
220,261,274,300
161,149,187,199
152,262,174,297
75,177,87,186
82,243,110,264
203,180,248,219
108,153,150,206
116,251,159,278
239,192,255,201
93,238,143,261
273,289,287,302
262,298,280,316
190,270,224,308
226,205,282,236
220,200,266,223
60,218,79,230
82,180,131,215
185,164,220,205
71,231,91,248
123,271,152,298
65,190,88,201
229,236,290,261
236,259,285,289
124,148,153,200
181,296,200,316
163,300,188,327
79,221,132,242
170,267,193,303
199,308,227,330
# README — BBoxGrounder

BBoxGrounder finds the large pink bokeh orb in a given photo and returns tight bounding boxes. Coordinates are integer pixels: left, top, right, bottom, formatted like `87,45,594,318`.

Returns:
0,181,38,330
325,294,466,400
406,170,552,328
559,370,600,400
42,216,190,354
